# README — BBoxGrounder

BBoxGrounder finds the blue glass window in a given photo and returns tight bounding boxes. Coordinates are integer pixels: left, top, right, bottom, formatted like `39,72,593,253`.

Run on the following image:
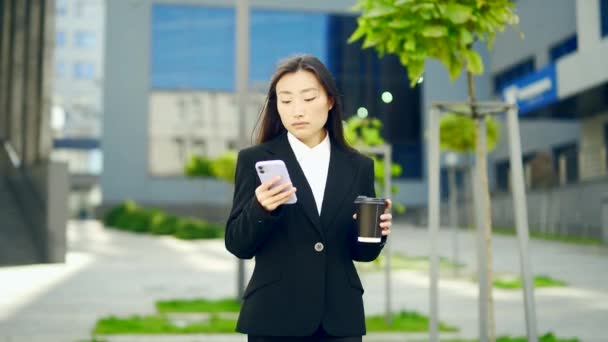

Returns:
549,34,577,62
493,57,535,94
74,31,96,49
601,0,608,37
56,0,68,16
74,62,95,80
56,31,66,47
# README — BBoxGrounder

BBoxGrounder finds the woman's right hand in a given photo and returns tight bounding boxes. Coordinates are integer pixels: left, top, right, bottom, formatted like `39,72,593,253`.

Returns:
255,176,297,212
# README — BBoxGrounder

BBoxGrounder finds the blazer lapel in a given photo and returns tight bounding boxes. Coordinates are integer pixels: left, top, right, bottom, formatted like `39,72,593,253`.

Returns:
320,143,357,230
265,133,323,236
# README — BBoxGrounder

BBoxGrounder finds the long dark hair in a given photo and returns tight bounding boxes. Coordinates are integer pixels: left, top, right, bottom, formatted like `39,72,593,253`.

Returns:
254,54,353,152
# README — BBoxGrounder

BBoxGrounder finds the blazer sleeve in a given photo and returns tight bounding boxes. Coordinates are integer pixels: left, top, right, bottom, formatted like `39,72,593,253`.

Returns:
224,149,284,259
351,156,387,262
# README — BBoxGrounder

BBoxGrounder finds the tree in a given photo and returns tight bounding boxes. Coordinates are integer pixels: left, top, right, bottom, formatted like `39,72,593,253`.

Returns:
344,116,405,214
349,1,520,341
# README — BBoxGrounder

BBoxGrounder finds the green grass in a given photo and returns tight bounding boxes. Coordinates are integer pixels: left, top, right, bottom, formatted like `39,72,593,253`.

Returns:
409,334,578,342
93,315,237,334
356,253,464,272
156,298,241,313
94,307,460,334
493,275,567,289
496,332,579,342
366,311,458,332
493,227,602,246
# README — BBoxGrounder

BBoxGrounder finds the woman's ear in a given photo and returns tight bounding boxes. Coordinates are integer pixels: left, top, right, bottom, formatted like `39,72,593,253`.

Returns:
328,97,335,111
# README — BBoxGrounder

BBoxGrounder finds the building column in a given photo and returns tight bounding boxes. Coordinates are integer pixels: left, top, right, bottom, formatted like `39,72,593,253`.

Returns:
24,0,43,166
9,0,26,159
38,0,55,161
0,0,13,141
576,0,601,51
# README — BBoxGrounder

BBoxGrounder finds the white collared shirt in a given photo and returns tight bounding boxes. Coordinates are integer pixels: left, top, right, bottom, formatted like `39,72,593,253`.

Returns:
287,131,330,215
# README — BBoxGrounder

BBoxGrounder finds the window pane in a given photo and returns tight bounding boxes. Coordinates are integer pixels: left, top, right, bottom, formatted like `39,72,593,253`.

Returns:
74,62,95,80
56,0,68,16
75,31,96,48
56,31,66,47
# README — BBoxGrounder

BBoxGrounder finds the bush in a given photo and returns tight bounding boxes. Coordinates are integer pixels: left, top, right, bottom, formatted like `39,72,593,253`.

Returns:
185,155,214,177
174,218,223,240
103,202,224,240
103,201,135,227
150,214,179,235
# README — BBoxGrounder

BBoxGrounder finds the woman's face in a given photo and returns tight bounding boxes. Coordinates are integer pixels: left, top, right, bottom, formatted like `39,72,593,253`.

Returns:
275,70,334,147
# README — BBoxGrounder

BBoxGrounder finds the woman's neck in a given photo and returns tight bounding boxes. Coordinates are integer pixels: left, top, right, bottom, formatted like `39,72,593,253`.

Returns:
300,130,327,148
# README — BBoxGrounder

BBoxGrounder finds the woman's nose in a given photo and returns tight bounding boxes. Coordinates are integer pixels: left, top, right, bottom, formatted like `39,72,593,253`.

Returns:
293,101,304,118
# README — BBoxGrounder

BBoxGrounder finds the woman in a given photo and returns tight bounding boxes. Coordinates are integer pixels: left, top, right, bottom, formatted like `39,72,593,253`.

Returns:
225,54,392,342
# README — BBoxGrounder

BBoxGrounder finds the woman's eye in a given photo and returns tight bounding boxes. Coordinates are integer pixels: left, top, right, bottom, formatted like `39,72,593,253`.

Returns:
280,100,292,104
304,97,317,102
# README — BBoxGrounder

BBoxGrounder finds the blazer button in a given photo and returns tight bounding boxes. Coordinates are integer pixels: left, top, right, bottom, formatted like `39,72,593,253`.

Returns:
314,242,324,252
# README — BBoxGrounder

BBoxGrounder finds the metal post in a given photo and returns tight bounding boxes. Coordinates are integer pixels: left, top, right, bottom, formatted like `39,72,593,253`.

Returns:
427,106,440,342
473,116,490,342
506,105,539,342
448,166,460,277
357,145,393,325
384,144,392,324
235,0,250,300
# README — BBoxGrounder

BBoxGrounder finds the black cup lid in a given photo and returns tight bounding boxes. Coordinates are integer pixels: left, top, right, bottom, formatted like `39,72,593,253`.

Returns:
354,195,386,205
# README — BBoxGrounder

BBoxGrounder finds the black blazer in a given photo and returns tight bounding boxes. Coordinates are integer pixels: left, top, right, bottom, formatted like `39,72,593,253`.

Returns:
225,133,386,337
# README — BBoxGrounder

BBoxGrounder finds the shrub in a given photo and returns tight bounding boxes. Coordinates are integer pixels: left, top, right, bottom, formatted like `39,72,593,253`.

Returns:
185,155,214,177
175,218,221,240
103,201,135,227
150,214,179,235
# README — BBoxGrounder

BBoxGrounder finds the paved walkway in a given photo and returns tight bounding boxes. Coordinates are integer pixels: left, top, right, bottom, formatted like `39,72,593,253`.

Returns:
0,220,606,342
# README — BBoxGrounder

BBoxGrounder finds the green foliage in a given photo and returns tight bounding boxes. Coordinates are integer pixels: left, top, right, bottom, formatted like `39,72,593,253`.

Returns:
349,0,520,86
439,113,500,152
496,332,579,342
209,151,238,184
103,201,223,240
149,214,179,235
344,116,405,214
185,151,238,184
366,310,458,332
156,298,241,313
93,315,237,334
175,219,223,240
184,155,213,177
493,275,567,290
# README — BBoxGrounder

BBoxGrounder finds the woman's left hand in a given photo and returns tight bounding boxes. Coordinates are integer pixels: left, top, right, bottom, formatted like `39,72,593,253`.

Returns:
379,199,392,237
353,198,392,237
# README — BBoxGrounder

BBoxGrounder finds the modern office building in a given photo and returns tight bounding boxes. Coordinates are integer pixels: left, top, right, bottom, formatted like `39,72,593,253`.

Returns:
98,0,606,239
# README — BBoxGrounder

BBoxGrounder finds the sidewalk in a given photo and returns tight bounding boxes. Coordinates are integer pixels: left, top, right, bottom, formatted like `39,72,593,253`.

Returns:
0,220,606,341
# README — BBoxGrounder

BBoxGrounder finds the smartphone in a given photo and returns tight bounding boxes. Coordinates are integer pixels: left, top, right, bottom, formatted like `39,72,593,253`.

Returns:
255,160,297,204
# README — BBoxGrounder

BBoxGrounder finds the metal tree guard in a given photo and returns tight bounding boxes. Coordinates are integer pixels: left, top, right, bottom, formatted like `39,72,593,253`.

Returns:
427,101,538,342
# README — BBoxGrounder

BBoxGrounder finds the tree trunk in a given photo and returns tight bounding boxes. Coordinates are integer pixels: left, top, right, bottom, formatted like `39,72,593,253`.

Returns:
468,71,496,342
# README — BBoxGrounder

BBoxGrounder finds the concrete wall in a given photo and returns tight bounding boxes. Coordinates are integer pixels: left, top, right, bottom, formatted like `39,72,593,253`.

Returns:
489,0,576,73
491,119,581,160
579,111,608,180
557,0,608,98
54,0,105,122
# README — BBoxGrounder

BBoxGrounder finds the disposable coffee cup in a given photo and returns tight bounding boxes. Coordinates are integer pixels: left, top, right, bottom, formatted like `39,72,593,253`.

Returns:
354,196,386,243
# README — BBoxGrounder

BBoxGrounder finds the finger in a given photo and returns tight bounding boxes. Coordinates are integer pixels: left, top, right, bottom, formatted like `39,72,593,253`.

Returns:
266,182,294,198
265,187,296,207
257,181,291,202
384,198,392,212
380,213,392,221
380,221,392,228
261,176,282,190
381,229,391,236
352,213,357,220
